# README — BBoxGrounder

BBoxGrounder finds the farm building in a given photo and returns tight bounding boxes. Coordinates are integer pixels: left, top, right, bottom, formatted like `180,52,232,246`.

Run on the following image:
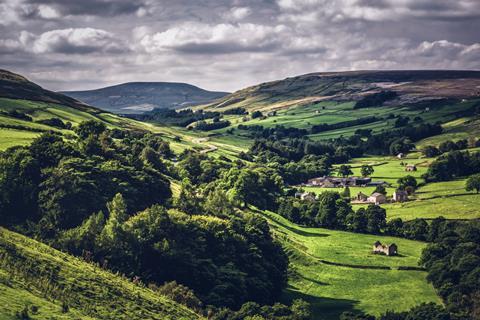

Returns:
373,241,398,256
393,190,409,202
368,193,387,204
397,153,404,159
356,192,368,201
306,176,372,188
296,192,316,201
405,164,417,172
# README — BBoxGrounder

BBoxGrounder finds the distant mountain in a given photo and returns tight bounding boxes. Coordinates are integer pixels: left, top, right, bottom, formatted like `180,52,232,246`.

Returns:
62,82,229,114
203,70,480,111
0,69,96,112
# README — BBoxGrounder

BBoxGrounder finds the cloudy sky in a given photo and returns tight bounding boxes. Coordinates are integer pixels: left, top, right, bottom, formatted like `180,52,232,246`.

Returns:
1,0,480,92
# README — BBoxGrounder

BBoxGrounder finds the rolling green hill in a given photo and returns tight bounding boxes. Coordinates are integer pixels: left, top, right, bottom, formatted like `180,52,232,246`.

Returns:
0,227,201,320
254,210,441,320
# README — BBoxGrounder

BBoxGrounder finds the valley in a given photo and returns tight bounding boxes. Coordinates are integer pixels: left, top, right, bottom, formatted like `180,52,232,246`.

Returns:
0,69,479,320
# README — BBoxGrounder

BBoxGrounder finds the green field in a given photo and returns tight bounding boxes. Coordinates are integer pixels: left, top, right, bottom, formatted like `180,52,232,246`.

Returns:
0,227,200,320
256,210,440,319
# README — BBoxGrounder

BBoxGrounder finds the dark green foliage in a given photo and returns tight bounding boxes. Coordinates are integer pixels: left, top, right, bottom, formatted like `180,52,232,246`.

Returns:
128,108,221,127
74,120,106,139
211,299,311,320
361,165,374,177
152,281,203,312
337,165,353,177
423,151,480,182
354,91,397,109
36,117,69,129
466,174,480,193
397,175,417,191
195,120,230,131
0,148,40,225
311,117,379,134
222,107,247,115
422,146,441,157
251,110,263,119
420,220,480,318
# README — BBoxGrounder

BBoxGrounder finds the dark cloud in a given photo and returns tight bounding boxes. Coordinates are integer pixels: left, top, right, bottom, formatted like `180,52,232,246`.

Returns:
0,0,478,92
26,0,146,17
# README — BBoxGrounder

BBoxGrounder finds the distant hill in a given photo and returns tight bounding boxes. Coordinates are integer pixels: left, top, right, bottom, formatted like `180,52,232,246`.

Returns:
62,82,229,114
203,70,480,112
0,69,97,113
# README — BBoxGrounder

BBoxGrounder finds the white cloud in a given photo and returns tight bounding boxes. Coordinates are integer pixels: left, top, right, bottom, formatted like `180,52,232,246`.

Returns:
223,7,251,20
139,23,287,54
26,28,127,54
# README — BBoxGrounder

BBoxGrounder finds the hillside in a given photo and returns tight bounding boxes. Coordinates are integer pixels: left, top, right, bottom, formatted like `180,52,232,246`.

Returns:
0,227,200,320
255,210,440,319
0,70,96,113
203,70,480,112
62,82,229,114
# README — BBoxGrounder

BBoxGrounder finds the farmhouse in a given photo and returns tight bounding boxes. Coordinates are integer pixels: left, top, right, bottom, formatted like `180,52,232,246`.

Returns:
373,241,398,256
393,189,409,202
405,164,417,172
368,192,387,204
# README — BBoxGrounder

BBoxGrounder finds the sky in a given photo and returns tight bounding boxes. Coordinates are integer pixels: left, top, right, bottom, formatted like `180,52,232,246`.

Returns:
1,0,480,92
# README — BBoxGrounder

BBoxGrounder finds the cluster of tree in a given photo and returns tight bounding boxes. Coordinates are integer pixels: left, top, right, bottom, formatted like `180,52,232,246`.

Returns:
422,139,469,157
423,150,480,182
128,108,221,127
36,117,71,129
311,117,379,134
340,303,452,320
419,219,480,318
57,197,288,309
222,107,247,115
0,120,290,311
194,119,230,131
238,124,309,140
212,300,311,320
353,91,398,109
1,109,33,121
251,110,263,119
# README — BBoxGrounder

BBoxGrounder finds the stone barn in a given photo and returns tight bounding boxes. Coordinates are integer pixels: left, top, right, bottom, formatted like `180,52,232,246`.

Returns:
405,164,417,172
393,190,409,202
373,241,398,256
368,192,387,204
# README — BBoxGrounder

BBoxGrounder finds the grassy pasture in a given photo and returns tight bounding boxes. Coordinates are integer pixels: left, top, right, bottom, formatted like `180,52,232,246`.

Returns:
0,227,200,320
256,210,440,319
378,179,480,221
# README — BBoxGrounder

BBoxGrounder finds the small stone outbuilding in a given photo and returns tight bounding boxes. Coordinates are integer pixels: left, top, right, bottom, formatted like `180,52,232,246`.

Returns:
393,190,409,202
373,241,398,256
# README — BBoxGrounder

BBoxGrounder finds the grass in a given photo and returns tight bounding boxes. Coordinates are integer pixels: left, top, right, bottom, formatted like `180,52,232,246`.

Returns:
378,179,480,220
256,210,441,319
0,227,201,320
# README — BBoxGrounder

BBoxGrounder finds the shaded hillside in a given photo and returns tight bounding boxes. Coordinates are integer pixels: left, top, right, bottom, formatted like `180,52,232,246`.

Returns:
204,70,480,112
62,82,229,114
0,69,97,113
0,227,201,320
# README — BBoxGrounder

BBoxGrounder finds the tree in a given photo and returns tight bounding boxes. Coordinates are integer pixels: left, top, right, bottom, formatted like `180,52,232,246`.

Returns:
251,111,263,119
360,165,374,177
100,193,128,242
466,174,480,193
340,186,351,199
374,185,387,195
337,165,353,178
74,120,106,139
422,146,440,158
365,204,386,234
397,175,418,191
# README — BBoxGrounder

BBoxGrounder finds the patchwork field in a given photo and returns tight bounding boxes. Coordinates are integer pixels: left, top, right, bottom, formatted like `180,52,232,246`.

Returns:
256,210,441,319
